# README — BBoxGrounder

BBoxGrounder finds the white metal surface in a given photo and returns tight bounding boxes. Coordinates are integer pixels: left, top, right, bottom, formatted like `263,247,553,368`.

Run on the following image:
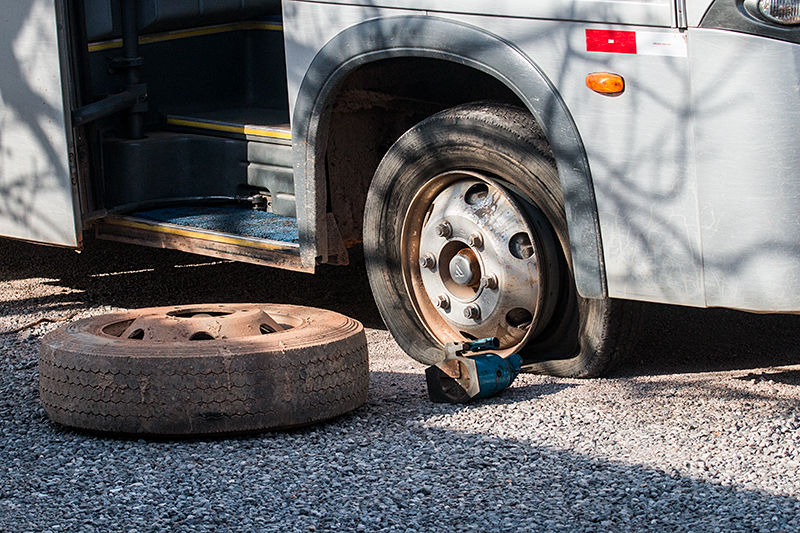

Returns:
293,0,676,27
0,0,79,247
684,0,716,26
690,29,800,311
282,2,416,112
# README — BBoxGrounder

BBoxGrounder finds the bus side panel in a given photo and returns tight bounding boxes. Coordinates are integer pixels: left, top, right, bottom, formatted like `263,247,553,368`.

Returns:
691,30,800,312
298,0,675,27
287,1,706,307
685,0,716,26
0,0,79,247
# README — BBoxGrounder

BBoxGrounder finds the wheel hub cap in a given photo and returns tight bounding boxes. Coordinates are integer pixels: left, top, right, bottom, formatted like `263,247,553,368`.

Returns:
449,249,480,287
405,172,546,350
113,304,289,341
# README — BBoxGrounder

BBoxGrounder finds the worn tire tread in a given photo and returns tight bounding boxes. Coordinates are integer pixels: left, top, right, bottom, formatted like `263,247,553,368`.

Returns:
39,304,369,435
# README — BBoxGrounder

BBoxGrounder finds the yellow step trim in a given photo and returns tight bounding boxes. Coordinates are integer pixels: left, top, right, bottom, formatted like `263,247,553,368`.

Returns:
88,21,282,52
166,117,291,140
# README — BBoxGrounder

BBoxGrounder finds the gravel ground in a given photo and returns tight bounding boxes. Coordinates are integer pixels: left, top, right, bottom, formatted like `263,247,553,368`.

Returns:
1,236,799,532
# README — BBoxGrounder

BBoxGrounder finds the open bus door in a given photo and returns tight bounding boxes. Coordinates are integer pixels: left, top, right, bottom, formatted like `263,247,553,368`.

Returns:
0,0,81,248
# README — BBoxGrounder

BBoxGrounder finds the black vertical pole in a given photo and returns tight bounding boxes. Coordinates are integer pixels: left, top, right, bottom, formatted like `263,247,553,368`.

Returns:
120,0,143,139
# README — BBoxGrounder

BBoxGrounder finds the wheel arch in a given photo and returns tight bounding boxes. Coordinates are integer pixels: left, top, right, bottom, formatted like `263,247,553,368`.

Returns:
292,15,607,298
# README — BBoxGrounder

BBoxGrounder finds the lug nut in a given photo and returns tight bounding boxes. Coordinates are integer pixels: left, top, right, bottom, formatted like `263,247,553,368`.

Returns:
435,221,453,239
435,294,451,310
464,304,481,320
468,232,484,248
419,253,436,270
480,273,498,290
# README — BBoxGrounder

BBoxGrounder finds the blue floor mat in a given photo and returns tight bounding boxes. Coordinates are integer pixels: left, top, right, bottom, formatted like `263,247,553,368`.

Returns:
133,206,299,243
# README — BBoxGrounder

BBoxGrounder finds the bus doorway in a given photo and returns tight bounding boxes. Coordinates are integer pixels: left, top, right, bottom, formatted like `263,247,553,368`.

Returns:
73,0,311,270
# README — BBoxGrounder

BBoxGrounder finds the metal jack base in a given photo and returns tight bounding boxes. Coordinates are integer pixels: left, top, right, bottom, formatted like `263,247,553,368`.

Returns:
425,338,522,403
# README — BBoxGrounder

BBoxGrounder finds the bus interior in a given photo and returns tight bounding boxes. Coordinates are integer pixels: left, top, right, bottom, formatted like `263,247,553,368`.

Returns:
73,0,308,269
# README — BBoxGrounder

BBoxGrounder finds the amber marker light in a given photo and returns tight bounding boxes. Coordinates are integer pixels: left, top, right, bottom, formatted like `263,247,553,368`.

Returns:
586,72,625,95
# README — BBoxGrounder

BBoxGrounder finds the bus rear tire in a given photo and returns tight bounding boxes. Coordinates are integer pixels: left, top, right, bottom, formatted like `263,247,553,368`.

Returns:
363,102,641,378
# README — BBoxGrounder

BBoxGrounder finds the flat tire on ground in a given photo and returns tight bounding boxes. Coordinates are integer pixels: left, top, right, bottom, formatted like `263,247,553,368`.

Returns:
364,102,641,377
39,304,369,435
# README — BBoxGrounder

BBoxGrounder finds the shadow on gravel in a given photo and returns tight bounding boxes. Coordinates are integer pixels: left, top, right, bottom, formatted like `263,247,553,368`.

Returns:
1,236,799,531
607,377,800,413
738,369,800,386
1,378,796,532
0,236,385,329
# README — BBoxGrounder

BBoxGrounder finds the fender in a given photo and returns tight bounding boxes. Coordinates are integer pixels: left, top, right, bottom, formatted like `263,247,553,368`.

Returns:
292,15,607,299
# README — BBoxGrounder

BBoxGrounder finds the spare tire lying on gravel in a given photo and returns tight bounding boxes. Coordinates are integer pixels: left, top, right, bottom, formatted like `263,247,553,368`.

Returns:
39,304,368,436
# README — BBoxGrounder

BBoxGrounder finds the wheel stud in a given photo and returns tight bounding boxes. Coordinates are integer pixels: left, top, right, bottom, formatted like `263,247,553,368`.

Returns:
464,304,481,320
419,253,436,270
435,294,451,310
435,221,453,239
468,232,484,248
480,273,498,290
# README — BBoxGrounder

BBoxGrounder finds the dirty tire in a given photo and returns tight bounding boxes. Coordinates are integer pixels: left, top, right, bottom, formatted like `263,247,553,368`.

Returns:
39,304,368,435
364,102,641,377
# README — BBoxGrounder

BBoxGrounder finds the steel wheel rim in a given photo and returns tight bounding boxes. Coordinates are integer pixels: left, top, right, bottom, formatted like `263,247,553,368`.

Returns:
401,171,550,354
98,304,303,342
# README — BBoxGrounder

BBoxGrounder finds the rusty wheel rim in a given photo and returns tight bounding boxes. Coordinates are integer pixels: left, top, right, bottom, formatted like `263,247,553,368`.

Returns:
401,171,549,354
99,304,303,342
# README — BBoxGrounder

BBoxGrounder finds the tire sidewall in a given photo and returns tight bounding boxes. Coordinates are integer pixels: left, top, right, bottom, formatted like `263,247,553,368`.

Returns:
39,304,369,435
365,104,576,366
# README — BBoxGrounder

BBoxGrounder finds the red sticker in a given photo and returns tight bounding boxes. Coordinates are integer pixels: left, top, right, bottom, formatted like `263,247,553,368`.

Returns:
586,29,637,54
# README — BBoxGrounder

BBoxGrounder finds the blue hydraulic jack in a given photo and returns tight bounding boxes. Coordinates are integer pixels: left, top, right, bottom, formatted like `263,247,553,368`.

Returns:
425,337,522,403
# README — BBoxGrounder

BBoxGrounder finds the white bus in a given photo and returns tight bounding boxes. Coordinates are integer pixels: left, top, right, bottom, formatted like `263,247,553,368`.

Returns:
2,0,798,377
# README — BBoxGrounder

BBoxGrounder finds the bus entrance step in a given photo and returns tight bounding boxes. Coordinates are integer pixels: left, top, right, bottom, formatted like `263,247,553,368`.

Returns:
94,207,307,272
131,206,298,243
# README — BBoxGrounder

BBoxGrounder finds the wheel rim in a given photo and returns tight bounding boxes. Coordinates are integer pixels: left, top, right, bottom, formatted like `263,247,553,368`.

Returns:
98,304,303,342
401,171,553,354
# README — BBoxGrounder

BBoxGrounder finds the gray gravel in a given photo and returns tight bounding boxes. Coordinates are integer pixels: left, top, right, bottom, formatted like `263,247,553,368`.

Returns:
1,236,799,532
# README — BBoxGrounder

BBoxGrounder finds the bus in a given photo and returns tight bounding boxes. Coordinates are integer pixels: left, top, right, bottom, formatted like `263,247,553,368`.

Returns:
2,0,798,377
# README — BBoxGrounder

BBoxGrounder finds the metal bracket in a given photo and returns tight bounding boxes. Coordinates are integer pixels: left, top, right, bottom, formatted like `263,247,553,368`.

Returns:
125,83,149,114
443,337,500,359
70,83,148,126
676,0,688,28
107,55,144,73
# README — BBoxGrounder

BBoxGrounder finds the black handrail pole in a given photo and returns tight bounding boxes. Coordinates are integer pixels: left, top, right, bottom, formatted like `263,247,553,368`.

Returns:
120,0,144,139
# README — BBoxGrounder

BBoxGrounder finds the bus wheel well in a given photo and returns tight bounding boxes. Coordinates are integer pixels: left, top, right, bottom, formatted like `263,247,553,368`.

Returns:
324,57,525,247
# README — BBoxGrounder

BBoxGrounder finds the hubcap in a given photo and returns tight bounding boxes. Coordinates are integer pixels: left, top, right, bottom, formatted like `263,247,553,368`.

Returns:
449,248,480,287
402,172,550,352
103,304,296,341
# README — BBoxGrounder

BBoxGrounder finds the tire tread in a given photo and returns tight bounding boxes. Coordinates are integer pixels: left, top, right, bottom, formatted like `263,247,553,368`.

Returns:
38,305,369,435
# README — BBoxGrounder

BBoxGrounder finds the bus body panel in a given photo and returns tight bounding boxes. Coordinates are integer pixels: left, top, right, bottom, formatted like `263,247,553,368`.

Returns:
285,9,610,297
685,0,716,26
291,0,676,27
286,2,708,307
442,13,704,306
691,29,800,311
0,0,80,247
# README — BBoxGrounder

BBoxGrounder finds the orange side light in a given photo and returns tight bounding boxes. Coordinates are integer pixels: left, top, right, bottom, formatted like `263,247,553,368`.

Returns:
586,72,625,95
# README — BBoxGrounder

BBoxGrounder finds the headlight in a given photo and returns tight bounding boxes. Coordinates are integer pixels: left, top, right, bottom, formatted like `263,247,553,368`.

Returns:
758,0,800,25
